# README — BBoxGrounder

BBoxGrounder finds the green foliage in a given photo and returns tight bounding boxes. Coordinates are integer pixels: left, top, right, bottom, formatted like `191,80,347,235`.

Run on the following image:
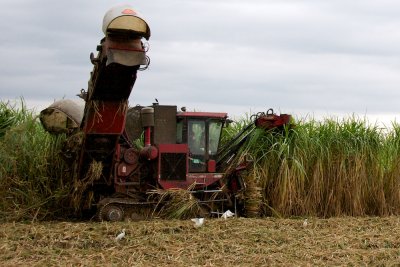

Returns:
0,100,28,138
0,100,70,222
233,115,400,217
220,114,252,146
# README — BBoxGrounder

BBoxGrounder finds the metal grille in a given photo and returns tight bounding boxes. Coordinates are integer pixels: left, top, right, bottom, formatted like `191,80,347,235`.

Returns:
160,152,186,181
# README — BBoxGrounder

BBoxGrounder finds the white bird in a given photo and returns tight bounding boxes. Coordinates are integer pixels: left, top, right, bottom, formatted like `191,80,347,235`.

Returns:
115,229,126,241
191,218,205,228
221,210,235,219
303,219,308,227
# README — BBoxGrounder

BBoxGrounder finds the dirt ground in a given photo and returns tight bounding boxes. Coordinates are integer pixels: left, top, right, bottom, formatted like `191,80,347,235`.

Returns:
1,217,399,266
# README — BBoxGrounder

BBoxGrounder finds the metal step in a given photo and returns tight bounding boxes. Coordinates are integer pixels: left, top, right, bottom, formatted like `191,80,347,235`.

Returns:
189,189,223,194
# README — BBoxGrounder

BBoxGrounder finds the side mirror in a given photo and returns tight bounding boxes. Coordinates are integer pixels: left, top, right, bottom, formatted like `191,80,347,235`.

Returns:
225,119,233,127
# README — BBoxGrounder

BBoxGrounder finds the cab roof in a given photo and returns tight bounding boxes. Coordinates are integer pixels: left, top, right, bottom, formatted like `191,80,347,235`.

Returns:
177,112,228,120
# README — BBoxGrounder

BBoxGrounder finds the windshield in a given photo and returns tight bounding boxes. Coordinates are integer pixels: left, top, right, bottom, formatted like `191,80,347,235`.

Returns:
188,120,206,154
208,121,223,155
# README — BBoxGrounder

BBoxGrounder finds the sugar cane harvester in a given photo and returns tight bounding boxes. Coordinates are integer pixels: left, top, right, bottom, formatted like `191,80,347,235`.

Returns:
39,5,292,221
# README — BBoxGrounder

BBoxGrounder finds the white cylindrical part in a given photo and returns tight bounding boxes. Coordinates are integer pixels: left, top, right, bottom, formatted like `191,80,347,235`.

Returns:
102,5,150,39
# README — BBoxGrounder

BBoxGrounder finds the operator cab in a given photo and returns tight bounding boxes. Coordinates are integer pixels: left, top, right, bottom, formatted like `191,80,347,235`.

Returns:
125,105,229,188
176,112,227,173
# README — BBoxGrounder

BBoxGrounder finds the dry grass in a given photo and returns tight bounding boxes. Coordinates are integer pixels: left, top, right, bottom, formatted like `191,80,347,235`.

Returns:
225,116,400,218
149,185,208,219
1,217,400,266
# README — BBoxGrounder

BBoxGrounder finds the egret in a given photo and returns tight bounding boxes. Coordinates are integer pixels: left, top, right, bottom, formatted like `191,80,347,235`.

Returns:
191,218,204,228
115,229,126,241
221,210,235,219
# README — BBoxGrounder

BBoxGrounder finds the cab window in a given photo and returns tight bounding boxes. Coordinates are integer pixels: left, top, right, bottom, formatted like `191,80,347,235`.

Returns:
209,121,222,155
188,120,205,154
176,120,183,143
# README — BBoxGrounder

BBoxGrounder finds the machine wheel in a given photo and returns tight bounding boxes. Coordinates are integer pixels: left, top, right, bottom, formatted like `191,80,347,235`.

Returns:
99,204,124,222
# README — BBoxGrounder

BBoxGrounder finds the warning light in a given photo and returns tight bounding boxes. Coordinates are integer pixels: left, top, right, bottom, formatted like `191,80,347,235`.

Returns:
122,9,136,15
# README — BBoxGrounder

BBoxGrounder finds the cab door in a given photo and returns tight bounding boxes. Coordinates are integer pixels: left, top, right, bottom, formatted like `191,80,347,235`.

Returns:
187,120,207,172
185,119,224,173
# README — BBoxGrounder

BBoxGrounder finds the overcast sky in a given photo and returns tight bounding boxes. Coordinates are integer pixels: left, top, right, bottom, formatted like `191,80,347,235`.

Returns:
1,1,400,124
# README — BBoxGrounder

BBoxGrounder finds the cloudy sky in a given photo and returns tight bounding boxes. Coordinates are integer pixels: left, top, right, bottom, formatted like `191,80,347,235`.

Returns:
1,1,400,124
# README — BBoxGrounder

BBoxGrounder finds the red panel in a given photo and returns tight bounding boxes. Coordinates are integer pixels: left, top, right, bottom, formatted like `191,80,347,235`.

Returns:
255,114,291,129
207,160,216,173
83,101,127,134
157,144,188,189
157,144,224,190
157,143,188,153
159,173,224,190
105,38,144,52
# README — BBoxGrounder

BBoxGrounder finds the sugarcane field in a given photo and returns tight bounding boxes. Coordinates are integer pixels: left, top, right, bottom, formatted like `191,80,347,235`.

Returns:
3,2,400,266
3,97,400,265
